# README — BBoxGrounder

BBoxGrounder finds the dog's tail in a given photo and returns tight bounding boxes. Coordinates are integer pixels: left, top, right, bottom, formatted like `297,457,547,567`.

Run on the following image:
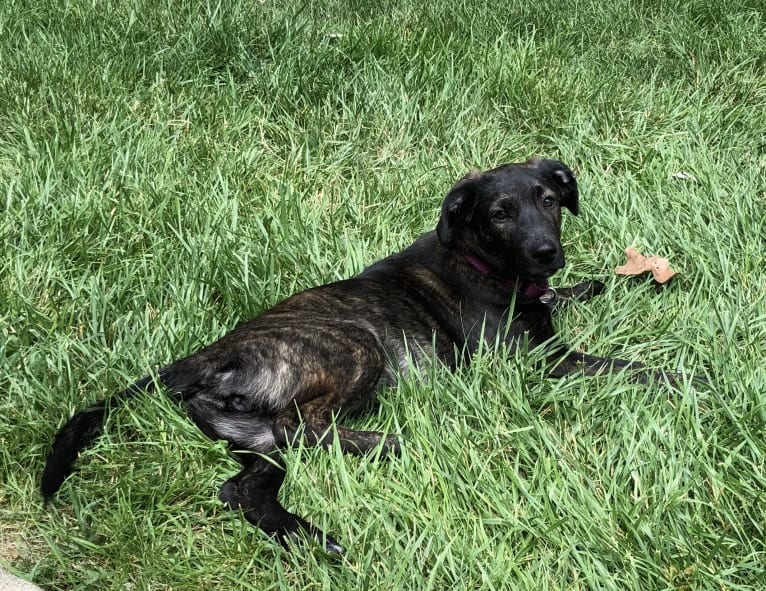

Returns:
40,373,163,501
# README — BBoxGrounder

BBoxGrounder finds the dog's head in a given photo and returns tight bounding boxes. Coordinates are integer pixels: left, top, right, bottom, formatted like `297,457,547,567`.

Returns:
436,158,579,281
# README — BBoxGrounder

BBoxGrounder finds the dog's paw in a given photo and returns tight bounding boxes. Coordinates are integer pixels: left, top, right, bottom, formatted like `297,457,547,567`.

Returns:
319,534,345,555
573,279,605,300
281,521,345,555
555,280,606,306
218,478,242,509
587,279,606,298
381,434,403,458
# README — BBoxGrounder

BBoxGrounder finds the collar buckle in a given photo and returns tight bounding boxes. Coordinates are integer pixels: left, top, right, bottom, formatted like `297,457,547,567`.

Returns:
538,287,557,305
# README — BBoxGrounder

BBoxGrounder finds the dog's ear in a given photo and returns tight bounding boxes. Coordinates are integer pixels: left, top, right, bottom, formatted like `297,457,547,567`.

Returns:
527,158,579,215
436,170,481,244
553,164,579,216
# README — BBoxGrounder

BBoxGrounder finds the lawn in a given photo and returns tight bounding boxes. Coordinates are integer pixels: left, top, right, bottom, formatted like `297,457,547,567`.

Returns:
1,0,765,589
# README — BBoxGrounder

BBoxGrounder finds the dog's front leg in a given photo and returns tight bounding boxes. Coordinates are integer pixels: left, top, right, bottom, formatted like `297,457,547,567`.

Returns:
553,280,605,310
547,348,706,387
548,349,643,378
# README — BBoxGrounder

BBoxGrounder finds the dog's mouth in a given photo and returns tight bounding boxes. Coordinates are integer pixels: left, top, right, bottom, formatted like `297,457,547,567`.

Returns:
515,259,564,283
522,273,554,288
535,265,563,280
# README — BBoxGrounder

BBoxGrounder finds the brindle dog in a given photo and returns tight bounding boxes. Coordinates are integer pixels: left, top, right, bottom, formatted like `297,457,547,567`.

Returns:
42,158,673,553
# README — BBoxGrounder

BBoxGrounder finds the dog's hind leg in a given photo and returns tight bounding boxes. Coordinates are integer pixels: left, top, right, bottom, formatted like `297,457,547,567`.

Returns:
266,324,401,457
274,400,401,457
218,452,345,554
272,350,401,457
217,326,397,552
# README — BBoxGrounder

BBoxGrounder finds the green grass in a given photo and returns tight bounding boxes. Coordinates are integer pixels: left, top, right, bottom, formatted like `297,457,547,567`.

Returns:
2,0,765,589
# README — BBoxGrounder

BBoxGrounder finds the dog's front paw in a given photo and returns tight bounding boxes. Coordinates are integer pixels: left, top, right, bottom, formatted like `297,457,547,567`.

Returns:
576,279,605,301
553,280,606,309
381,434,403,458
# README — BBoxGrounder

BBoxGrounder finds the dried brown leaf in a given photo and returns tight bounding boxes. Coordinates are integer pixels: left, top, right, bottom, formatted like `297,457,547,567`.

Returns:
615,246,676,284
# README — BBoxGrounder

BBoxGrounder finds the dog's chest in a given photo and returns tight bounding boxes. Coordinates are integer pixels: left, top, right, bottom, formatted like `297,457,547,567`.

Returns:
371,297,554,390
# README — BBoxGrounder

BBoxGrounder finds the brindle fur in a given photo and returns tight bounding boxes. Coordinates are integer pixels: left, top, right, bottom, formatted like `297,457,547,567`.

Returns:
41,159,683,553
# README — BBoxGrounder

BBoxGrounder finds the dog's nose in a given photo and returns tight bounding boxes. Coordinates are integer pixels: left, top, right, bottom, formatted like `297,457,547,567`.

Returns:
531,242,559,264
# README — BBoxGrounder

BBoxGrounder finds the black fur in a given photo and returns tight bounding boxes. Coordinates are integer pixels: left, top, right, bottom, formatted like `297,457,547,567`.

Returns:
41,375,158,500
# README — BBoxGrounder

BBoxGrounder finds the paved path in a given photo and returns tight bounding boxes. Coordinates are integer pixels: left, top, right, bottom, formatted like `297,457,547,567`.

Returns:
0,568,44,591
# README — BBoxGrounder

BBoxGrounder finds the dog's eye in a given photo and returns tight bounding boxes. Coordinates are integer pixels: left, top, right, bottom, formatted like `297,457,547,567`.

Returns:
542,195,556,208
491,211,508,221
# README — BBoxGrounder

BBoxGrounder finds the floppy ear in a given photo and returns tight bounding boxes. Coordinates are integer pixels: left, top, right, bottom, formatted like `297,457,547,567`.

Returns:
526,158,579,215
552,164,579,215
436,170,481,244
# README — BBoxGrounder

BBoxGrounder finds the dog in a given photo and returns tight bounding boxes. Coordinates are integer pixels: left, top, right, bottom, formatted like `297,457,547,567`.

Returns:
41,158,675,554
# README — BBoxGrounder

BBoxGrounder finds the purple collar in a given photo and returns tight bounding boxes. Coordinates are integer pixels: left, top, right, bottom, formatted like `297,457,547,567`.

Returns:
463,253,555,303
